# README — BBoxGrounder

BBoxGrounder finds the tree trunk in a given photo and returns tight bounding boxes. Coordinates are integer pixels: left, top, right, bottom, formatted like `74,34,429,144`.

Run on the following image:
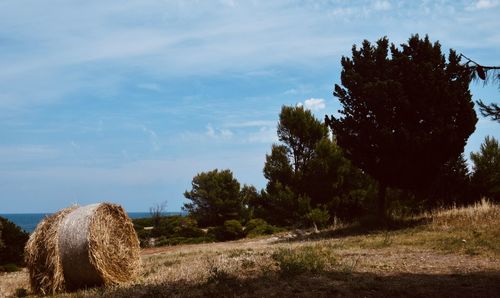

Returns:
378,183,387,222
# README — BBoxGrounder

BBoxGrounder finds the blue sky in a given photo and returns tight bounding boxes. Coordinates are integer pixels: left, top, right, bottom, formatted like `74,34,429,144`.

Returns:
1,0,499,213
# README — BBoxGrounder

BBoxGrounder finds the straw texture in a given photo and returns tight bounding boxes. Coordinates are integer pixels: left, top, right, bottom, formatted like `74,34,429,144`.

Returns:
25,203,140,294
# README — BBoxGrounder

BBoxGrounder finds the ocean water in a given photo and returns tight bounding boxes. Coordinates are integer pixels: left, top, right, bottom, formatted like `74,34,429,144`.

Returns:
0,212,182,233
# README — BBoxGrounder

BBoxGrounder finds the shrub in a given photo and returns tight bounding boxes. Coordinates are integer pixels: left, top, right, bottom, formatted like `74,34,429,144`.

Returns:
305,208,330,230
0,216,29,266
272,245,336,276
245,218,281,237
210,220,245,241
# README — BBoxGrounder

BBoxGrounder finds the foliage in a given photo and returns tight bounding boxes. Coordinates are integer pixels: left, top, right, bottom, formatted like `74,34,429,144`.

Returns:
0,216,29,266
427,153,475,207
183,169,249,227
272,245,337,276
149,201,167,227
277,105,327,173
134,215,205,247
155,235,214,247
258,105,374,225
471,136,500,202
476,100,500,123
327,34,477,218
305,208,330,230
244,218,281,237
209,220,245,241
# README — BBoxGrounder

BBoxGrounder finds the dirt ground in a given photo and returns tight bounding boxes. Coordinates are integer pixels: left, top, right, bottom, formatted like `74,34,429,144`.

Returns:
2,233,499,297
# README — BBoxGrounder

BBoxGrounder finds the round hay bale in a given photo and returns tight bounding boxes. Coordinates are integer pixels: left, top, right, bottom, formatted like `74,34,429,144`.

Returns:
25,206,77,295
25,203,140,294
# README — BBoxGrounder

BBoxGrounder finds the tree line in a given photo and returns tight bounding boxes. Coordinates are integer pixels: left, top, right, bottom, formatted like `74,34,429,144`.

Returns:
183,34,500,232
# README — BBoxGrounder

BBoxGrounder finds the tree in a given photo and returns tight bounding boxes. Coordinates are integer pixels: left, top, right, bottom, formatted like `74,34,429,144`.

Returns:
470,136,500,202
277,106,328,173
149,201,167,227
0,216,29,266
326,34,478,219
260,105,374,225
428,153,474,207
476,100,500,122
459,54,500,123
183,169,247,227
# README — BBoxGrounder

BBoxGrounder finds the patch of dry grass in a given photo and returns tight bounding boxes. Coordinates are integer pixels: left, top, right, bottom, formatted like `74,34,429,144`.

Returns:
1,201,499,297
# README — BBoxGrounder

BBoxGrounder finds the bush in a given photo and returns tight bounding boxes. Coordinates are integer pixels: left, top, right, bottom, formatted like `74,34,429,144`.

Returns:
272,245,336,276
305,208,330,230
156,236,215,247
0,216,29,266
210,220,245,241
245,218,281,237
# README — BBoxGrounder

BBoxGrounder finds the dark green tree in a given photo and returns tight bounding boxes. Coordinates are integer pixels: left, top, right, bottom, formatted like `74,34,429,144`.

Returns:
277,106,328,173
326,34,478,219
259,106,374,225
0,216,29,266
183,169,247,227
470,136,500,201
428,153,474,207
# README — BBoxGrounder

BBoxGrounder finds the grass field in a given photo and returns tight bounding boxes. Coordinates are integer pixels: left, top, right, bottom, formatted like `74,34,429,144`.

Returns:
1,200,499,297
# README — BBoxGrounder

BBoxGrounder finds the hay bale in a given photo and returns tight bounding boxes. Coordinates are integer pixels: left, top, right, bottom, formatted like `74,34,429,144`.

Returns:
25,203,140,294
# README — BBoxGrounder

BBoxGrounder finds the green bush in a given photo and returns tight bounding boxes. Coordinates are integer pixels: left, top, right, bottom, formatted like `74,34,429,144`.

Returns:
272,246,336,276
0,217,29,266
305,208,330,229
245,218,281,237
210,220,245,241
156,236,214,246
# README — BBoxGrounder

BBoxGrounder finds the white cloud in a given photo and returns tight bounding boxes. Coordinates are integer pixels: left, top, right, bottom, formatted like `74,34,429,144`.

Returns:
470,0,499,10
206,124,233,139
298,98,326,111
246,126,277,144
373,0,392,11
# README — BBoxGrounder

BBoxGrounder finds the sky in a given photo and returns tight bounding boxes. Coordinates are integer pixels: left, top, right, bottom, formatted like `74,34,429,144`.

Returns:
1,0,499,213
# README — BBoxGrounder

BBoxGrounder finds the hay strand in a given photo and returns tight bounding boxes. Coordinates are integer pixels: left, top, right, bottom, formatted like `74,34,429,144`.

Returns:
24,206,77,295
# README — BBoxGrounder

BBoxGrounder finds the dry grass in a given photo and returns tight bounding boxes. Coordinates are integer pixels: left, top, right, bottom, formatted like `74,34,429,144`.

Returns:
3,201,499,297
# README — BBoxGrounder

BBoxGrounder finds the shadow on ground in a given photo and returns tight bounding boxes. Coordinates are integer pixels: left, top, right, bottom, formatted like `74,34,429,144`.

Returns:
274,216,429,244
89,270,500,298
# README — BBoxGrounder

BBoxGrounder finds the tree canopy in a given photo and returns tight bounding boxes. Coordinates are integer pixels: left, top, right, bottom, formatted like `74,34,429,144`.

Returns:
470,136,500,202
183,169,249,227
326,34,478,218
257,105,374,225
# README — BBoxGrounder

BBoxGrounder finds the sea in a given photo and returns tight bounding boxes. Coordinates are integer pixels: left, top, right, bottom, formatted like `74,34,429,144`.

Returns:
0,212,183,233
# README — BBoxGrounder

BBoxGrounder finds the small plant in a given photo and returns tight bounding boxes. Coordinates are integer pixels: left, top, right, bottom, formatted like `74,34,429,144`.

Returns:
272,245,336,276
206,259,232,284
305,208,330,232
